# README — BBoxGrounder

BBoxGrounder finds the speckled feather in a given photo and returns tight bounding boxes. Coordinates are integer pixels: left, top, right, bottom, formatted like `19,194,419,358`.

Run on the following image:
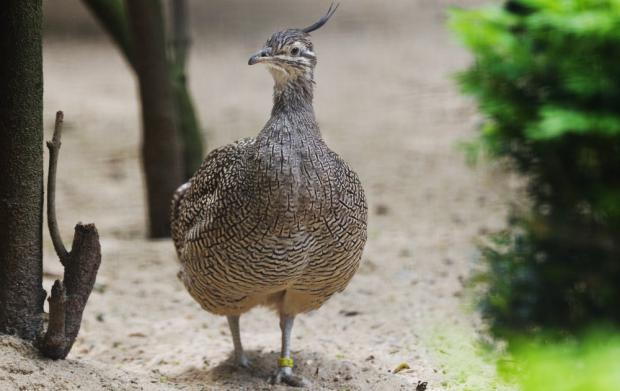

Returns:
171,26,367,318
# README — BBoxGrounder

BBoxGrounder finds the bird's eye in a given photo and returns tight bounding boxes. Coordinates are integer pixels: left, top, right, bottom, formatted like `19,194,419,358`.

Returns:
291,47,300,56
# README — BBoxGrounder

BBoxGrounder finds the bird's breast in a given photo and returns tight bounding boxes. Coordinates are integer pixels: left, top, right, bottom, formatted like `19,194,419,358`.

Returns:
252,138,330,224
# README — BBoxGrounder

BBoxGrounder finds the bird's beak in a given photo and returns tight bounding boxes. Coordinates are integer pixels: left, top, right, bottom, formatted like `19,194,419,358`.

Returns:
248,47,272,65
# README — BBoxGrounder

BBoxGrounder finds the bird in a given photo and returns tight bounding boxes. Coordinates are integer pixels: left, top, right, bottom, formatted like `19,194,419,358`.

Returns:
170,3,367,387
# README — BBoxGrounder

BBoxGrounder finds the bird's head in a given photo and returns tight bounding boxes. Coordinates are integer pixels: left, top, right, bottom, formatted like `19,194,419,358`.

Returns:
248,3,339,86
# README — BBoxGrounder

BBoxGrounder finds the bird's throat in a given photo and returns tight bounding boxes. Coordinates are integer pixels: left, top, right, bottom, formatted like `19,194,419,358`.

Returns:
271,73,314,117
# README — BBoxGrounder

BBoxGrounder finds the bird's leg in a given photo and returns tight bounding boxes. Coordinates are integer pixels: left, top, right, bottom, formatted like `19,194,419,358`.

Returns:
269,313,310,387
227,315,250,368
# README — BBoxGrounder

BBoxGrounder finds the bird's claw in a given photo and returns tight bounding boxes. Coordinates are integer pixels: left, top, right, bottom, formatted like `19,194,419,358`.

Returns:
269,367,310,388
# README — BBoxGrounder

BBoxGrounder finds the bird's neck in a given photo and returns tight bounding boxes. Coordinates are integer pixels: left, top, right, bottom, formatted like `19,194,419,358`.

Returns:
257,74,321,143
254,75,324,208
271,75,315,119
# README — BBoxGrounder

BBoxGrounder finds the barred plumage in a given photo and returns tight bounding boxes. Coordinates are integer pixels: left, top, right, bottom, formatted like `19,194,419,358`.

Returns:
171,4,366,386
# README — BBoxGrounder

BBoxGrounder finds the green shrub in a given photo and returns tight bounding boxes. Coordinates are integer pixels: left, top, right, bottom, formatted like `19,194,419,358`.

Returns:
501,329,620,391
451,0,620,336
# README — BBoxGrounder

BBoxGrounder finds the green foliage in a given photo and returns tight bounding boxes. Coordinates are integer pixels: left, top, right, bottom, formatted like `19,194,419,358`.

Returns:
501,329,620,391
451,0,620,336
425,326,620,390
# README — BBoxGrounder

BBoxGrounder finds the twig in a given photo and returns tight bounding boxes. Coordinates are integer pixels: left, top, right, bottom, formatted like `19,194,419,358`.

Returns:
46,111,70,265
38,111,102,360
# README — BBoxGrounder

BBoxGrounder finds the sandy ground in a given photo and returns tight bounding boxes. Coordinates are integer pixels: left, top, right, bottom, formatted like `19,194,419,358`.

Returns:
1,1,519,390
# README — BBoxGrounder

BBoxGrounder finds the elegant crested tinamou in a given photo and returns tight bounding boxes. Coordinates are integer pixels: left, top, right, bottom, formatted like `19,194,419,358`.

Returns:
171,3,367,387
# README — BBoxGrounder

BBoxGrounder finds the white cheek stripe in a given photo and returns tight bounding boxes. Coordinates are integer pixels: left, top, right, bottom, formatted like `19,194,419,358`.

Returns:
273,55,312,65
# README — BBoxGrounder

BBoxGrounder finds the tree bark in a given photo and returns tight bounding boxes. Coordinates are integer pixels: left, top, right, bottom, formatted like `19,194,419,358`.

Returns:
126,0,184,238
0,0,46,341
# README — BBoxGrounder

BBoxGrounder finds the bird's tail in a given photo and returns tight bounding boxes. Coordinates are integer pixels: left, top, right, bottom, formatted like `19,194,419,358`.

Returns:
170,181,191,258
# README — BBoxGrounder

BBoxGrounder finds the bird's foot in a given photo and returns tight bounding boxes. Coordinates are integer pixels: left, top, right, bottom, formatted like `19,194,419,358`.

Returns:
234,352,251,369
231,352,252,369
269,366,310,388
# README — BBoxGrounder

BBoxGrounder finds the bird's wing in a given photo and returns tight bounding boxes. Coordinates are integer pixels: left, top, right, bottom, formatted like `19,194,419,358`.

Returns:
171,181,192,256
170,137,255,260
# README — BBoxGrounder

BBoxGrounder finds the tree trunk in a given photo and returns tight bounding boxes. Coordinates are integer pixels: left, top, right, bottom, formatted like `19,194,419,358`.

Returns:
82,0,204,183
173,79,204,179
170,0,204,179
0,0,46,341
170,0,189,71
81,0,135,68
126,0,184,238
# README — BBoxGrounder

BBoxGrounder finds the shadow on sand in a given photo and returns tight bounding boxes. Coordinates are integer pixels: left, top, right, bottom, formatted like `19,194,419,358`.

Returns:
170,349,412,390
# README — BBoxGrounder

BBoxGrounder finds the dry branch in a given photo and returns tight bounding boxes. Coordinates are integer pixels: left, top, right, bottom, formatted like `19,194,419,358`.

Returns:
39,281,67,358
38,111,102,360
46,112,70,265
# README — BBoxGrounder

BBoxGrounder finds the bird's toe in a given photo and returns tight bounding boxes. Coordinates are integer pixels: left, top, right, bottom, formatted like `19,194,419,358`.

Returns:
234,353,251,369
269,367,310,388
